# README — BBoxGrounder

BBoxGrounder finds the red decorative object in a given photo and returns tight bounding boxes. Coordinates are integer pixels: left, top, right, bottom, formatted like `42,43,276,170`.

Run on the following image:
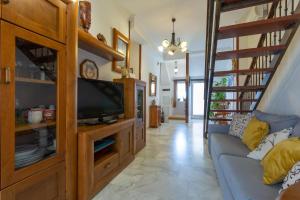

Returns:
79,1,91,32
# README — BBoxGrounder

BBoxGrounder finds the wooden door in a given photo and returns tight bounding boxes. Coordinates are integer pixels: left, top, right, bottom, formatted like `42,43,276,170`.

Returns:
1,0,66,43
0,21,66,188
0,162,66,200
118,126,133,164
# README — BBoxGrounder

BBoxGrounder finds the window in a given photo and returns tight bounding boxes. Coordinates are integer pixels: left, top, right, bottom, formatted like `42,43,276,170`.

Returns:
177,81,186,102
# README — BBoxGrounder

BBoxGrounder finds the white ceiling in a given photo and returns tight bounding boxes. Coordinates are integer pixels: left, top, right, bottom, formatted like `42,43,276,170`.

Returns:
115,0,250,58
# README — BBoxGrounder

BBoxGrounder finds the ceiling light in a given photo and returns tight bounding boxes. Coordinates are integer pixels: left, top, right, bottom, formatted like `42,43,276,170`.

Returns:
180,41,187,48
162,40,169,48
158,46,164,52
159,18,188,56
181,47,187,52
168,50,174,56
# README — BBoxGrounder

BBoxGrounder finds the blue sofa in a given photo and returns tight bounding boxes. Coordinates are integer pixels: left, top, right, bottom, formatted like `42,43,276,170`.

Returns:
208,111,300,200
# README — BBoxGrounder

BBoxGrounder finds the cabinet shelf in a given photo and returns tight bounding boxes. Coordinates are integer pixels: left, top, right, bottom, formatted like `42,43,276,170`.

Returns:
16,77,55,85
16,121,56,132
78,29,125,61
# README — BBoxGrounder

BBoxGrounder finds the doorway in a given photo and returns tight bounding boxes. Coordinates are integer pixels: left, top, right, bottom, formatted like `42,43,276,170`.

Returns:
191,81,204,119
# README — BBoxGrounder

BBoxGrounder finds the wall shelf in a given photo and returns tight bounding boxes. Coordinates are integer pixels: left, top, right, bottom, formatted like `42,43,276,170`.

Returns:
78,29,125,61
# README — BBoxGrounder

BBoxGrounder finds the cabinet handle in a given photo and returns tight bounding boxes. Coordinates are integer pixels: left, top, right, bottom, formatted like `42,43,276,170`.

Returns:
104,162,112,169
2,0,9,4
4,67,11,84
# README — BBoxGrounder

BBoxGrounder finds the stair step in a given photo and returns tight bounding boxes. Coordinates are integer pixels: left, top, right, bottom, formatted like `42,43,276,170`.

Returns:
214,68,274,76
211,99,257,102
210,109,253,113
216,45,286,60
221,0,275,12
209,118,232,121
212,86,266,92
218,14,300,40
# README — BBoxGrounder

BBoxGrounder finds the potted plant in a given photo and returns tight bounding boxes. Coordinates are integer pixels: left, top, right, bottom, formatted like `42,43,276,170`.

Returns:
209,77,230,124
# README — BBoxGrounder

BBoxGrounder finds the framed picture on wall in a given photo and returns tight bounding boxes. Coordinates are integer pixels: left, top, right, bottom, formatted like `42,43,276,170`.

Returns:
149,73,157,96
112,28,130,73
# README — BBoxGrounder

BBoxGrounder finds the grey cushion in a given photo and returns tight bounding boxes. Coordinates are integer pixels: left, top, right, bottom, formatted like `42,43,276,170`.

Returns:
211,152,235,200
293,121,300,137
254,110,299,133
208,124,230,134
210,133,250,159
219,155,281,200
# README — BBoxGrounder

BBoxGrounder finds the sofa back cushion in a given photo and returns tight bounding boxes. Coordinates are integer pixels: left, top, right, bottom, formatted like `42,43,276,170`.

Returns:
293,121,300,137
254,110,299,133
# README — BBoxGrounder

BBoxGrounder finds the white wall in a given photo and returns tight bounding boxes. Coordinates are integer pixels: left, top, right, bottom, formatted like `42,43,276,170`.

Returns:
78,0,162,126
140,45,161,126
258,27,300,116
78,0,130,80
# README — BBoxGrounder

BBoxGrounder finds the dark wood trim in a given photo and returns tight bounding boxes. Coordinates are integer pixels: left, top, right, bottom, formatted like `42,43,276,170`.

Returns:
173,80,177,108
185,53,190,123
139,44,142,80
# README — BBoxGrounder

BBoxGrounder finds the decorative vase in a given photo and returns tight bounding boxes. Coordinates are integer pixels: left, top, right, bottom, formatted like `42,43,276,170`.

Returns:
79,1,91,32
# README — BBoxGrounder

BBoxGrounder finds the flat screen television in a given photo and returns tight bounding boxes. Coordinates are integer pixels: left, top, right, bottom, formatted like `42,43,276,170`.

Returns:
77,78,124,120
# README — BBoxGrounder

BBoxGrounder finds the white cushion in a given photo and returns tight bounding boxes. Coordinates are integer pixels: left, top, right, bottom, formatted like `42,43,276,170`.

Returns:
280,161,300,194
229,113,252,139
247,128,293,160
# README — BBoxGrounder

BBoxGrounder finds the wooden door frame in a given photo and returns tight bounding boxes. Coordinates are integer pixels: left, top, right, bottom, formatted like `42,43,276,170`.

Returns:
185,53,190,123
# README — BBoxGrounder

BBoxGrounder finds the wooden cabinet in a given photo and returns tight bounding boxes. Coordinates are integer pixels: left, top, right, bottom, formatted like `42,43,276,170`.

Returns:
150,105,161,128
0,162,66,200
118,126,134,164
1,0,67,43
0,21,66,189
114,78,146,154
78,119,135,200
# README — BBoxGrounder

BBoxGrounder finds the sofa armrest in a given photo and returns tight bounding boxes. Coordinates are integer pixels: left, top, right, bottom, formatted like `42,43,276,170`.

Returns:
207,124,230,155
208,124,230,135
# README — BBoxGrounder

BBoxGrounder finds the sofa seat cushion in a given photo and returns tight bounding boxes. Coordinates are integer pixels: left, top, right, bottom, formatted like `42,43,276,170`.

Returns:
219,155,280,200
210,133,250,158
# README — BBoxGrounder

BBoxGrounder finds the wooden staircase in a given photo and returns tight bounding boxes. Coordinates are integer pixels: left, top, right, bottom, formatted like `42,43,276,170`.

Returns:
204,0,300,137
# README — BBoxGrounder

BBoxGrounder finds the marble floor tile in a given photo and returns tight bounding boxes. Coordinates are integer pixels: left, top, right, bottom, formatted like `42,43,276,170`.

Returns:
93,120,222,200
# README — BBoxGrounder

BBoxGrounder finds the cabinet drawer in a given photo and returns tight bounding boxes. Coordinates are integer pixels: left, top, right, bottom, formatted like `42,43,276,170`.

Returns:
94,153,119,182
2,0,67,43
0,162,66,200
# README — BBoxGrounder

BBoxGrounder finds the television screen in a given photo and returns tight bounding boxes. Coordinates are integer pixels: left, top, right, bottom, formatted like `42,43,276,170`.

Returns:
77,78,124,120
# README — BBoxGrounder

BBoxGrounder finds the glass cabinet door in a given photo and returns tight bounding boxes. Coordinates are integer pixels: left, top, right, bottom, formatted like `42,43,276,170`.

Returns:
15,38,57,169
136,85,145,124
1,21,65,187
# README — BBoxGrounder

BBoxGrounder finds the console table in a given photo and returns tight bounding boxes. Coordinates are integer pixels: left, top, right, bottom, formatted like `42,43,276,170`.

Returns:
78,119,135,200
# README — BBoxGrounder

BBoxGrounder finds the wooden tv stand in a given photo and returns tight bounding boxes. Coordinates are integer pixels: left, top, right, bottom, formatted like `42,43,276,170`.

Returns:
78,118,135,200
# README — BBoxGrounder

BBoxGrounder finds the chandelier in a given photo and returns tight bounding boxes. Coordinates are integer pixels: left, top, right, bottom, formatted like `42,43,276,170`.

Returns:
158,18,188,56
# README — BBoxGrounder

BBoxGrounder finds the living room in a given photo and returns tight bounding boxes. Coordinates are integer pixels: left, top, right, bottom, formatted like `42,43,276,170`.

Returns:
0,0,300,200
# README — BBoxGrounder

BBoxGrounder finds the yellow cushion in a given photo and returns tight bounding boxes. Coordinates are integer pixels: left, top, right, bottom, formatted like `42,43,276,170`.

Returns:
261,137,300,185
242,117,269,150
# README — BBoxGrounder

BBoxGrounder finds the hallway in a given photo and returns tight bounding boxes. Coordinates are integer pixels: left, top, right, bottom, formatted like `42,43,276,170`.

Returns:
93,121,222,200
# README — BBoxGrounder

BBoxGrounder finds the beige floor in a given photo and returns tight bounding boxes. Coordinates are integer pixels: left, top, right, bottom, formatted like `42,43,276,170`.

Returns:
93,120,222,200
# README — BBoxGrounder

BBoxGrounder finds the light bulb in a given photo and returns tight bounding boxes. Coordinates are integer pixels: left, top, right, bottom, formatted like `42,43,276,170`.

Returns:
168,50,174,56
158,46,164,52
162,40,170,48
181,47,187,52
180,41,187,48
